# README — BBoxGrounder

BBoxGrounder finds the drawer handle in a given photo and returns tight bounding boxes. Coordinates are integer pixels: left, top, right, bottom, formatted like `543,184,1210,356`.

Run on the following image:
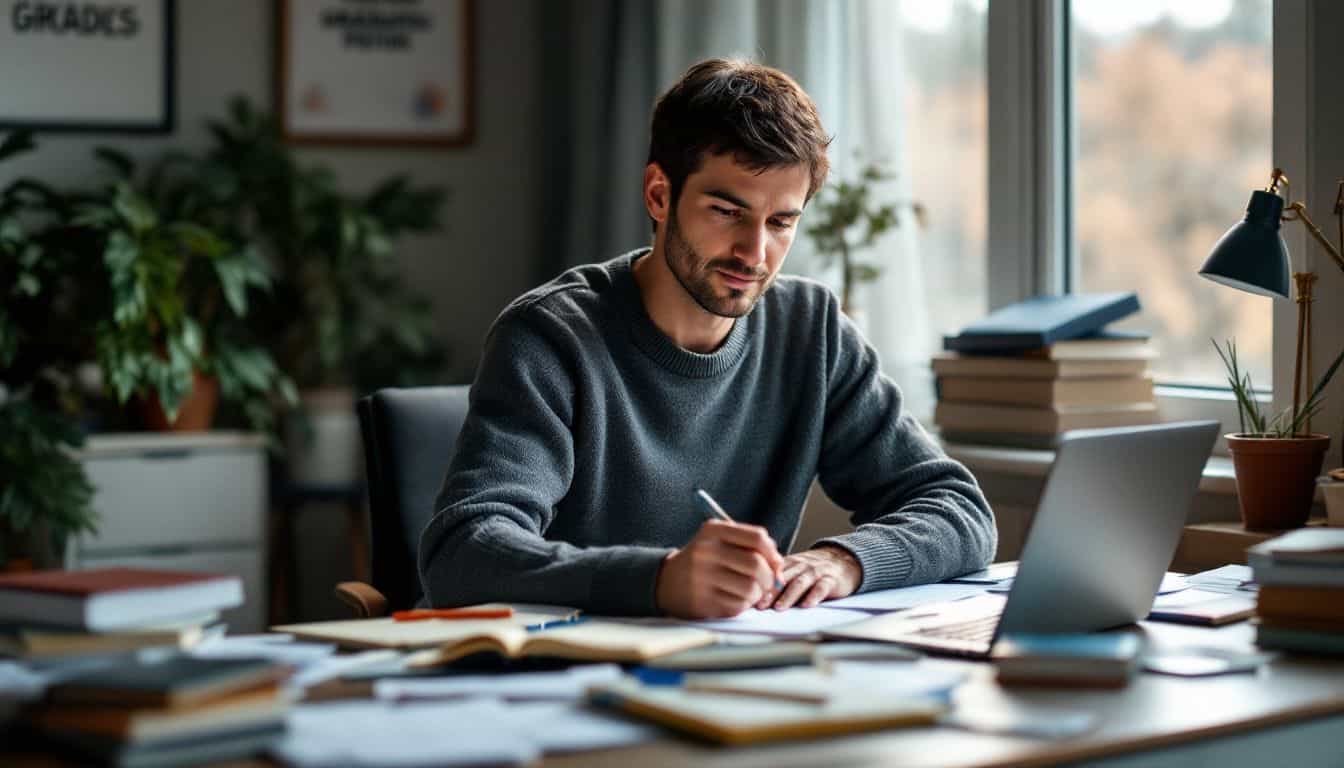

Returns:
138,449,193,460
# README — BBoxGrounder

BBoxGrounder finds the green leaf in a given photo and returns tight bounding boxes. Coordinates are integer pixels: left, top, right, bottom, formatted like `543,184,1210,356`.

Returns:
111,183,157,234
93,147,135,179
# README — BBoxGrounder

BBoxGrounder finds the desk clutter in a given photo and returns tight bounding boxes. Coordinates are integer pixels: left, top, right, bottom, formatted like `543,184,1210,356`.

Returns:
933,292,1157,448
0,560,1326,766
1249,528,1344,655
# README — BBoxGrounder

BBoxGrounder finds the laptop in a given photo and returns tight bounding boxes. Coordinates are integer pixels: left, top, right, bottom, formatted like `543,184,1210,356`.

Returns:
824,420,1220,658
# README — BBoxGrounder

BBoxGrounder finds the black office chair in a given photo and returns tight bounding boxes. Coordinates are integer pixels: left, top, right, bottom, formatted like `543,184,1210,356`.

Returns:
337,385,471,617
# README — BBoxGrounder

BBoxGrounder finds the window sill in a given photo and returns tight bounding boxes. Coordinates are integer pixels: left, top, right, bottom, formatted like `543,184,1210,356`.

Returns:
941,440,1238,496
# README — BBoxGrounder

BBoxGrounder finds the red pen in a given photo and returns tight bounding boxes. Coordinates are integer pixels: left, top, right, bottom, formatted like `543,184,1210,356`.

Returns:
391,607,515,622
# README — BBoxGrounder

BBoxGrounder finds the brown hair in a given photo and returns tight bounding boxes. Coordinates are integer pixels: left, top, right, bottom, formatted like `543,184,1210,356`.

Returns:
648,58,831,221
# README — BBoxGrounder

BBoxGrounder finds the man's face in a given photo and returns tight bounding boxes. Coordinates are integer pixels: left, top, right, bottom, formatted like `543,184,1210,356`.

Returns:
662,153,810,318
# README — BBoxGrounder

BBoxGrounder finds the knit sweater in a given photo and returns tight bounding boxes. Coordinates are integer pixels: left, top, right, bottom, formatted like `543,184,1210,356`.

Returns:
418,249,996,615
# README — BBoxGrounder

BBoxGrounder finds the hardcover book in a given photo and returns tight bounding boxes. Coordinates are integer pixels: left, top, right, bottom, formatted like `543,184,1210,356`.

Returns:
943,293,1141,354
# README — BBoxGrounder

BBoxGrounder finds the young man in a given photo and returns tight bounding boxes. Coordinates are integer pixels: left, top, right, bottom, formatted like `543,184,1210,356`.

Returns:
419,59,995,619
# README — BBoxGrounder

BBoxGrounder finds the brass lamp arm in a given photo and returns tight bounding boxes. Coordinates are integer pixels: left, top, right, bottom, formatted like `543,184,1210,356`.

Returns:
1283,200,1344,274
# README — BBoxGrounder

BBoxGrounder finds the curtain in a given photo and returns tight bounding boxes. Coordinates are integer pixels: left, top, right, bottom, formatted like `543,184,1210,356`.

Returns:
542,0,934,415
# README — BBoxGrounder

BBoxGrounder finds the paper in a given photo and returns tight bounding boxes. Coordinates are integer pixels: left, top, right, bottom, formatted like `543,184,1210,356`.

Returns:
948,562,1019,584
0,660,47,701
289,650,403,691
1151,588,1242,610
274,698,539,767
685,661,966,704
191,634,338,666
375,664,622,701
824,583,986,612
679,606,873,636
506,701,660,752
989,572,1188,595
1184,564,1256,594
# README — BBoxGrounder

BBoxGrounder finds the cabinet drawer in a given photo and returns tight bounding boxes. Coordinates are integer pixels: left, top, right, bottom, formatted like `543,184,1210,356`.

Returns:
76,548,265,634
79,448,265,552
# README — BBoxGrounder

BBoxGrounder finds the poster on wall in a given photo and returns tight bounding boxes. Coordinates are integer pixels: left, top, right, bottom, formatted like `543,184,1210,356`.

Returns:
0,0,174,132
279,0,474,146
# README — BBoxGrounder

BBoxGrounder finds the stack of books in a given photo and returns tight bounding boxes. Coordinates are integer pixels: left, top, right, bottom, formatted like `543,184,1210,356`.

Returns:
0,567,243,660
990,632,1143,688
26,655,289,766
1249,529,1344,655
934,292,1157,448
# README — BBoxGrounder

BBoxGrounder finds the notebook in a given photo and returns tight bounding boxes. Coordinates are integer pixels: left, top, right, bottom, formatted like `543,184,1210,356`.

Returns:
586,676,945,745
46,656,287,709
991,633,1142,688
403,621,716,667
0,568,242,631
28,687,286,742
272,604,581,650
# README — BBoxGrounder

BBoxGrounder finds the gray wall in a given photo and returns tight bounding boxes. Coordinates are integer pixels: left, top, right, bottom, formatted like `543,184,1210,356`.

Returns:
1,0,546,378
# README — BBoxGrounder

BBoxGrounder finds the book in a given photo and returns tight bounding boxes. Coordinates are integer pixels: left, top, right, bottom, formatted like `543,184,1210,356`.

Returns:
0,568,243,631
28,687,285,743
1250,563,1344,589
46,656,287,709
1248,529,1344,566
272,603,583,649
42,722,286,768
0,620,211,659
1255,586,1344,621
938,431,1063,450
931,354,1150,380
1146,593,1257,626
941,292,1140,353
586,676,945,745
990,633,1142,688
1255,624,1344,655
933,401,1158,435
1019,334,1156,361
1256,614,1344,634
403,620,716,667
937,375,1154,408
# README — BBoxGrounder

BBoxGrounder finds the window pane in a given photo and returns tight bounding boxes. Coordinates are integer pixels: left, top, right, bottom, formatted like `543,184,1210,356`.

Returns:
904,0,988,366
1071,0,1273,389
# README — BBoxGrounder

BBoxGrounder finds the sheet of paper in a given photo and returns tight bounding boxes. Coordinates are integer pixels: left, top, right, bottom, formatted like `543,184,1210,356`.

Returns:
948,562,1019,584
375,663,622,702
191,634,338,666
289,650,404,691
824,583,987,612
1184,564,1256,594
679,606,872,636
1151,588,1243,610
506,701,661,752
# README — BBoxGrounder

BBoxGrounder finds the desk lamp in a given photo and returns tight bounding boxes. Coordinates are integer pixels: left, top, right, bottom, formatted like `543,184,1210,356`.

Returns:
1199,169,1344,433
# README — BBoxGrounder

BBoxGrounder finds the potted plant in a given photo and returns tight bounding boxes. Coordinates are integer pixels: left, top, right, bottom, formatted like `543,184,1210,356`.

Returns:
804,161,925,316
0,131,97,568
162,98,449,484
1215,338,1344,530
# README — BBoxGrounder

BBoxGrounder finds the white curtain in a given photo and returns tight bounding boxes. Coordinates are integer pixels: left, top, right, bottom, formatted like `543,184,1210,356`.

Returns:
653,0,935,417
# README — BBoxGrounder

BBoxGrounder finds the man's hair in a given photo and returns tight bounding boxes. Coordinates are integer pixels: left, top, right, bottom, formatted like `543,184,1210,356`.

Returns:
648,58,831,223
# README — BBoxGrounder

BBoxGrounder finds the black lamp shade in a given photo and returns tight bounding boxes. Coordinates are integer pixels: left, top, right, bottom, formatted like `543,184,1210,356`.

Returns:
1198,190,1291,299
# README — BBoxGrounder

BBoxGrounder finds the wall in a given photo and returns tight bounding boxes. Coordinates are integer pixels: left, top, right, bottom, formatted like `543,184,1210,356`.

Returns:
0,0,546,379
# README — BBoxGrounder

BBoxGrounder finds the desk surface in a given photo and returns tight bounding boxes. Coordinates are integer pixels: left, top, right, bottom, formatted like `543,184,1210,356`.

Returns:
545,621,1344,768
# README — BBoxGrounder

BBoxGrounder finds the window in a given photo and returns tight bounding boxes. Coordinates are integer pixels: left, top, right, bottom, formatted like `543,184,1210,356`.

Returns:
1069,0,1274,389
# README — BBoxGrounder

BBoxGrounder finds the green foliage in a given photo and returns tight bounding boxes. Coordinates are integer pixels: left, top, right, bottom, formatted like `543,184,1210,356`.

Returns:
805,162,922,311
1214,337,1344,437
0,400,98,564
153,96,451,393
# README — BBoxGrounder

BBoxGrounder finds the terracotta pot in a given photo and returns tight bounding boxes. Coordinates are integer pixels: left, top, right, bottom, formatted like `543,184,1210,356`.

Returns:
141,371,220,431
1226,433,1330,530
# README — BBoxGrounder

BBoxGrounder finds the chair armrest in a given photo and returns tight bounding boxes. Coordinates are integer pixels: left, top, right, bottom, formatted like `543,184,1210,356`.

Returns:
335,581,390,618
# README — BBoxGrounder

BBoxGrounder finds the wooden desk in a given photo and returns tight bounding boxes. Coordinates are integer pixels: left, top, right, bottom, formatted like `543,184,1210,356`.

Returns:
546,622,1344,768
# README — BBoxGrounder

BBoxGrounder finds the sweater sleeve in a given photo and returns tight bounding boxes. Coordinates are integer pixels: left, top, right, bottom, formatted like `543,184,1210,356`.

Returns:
417,308,670,615
812,301,997,592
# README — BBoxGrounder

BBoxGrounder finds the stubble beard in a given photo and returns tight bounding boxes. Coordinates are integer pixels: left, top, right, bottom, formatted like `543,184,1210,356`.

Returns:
664,210,773,319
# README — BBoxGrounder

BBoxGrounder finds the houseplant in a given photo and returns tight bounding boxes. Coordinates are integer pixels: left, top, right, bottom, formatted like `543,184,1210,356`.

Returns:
805,162,924,315
1216,338,1344,530
0,131,97,568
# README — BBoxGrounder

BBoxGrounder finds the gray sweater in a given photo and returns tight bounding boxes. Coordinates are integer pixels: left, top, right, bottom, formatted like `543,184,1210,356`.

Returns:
418,249,996,615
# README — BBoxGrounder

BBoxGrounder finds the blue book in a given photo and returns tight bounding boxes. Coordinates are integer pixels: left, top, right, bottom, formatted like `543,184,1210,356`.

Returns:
991,632,1142,662
943,292,1141,354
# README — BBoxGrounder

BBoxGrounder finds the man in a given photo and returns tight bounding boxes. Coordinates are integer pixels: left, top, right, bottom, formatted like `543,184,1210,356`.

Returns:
419,58,995,619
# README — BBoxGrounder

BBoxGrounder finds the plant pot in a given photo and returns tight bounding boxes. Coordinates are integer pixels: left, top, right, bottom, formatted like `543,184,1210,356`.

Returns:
141,371,220,431
284,388,362,488
1226,433,1330,531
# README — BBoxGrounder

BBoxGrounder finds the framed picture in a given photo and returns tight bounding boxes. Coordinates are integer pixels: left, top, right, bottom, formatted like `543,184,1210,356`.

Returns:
278,0,474,147
0,0,174,133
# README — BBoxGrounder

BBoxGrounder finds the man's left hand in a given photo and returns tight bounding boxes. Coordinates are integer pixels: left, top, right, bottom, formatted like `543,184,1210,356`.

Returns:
757,546,862,610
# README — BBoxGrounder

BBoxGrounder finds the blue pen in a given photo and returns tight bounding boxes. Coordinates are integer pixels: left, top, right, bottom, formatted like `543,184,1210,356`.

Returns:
694,488,784,591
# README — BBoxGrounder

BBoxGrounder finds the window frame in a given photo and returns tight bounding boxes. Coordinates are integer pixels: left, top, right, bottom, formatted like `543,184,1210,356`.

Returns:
986,0,1300,454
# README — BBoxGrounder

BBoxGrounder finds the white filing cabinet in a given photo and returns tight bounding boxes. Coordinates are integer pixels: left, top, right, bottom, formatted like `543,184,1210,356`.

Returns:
70,432,268,632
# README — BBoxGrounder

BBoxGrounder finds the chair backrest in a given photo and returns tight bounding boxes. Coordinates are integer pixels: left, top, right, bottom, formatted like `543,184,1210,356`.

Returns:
357,385,471,610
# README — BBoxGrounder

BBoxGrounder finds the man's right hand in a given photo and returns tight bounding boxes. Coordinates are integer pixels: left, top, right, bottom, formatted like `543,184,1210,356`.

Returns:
655,520,785,619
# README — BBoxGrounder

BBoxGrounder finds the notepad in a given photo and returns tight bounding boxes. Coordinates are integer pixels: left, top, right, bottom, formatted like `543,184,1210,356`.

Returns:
586,676,945,745
403,621,716,667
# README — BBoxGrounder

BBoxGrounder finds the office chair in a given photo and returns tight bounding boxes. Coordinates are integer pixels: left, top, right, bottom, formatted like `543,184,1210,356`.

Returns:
336,385,471,617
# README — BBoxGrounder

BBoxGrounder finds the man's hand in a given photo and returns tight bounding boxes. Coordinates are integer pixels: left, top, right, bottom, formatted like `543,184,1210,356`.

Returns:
758,545,862,610
655,520,785,619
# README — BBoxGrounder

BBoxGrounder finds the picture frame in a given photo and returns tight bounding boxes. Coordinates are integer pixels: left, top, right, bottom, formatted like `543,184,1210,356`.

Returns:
0,0,175,133
277,0,475,147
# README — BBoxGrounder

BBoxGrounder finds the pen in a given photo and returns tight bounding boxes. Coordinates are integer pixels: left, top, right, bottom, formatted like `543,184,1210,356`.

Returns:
694,488,785,591
391,607,515,622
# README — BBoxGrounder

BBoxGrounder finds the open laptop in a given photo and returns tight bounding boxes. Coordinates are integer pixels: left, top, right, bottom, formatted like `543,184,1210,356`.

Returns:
825,420,1220,658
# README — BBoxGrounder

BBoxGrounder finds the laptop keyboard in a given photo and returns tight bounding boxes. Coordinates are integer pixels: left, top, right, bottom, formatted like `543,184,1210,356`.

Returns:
913,614,1000,645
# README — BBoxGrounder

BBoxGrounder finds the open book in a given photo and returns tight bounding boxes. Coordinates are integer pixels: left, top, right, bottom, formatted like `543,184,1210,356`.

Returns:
404,621,716,667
